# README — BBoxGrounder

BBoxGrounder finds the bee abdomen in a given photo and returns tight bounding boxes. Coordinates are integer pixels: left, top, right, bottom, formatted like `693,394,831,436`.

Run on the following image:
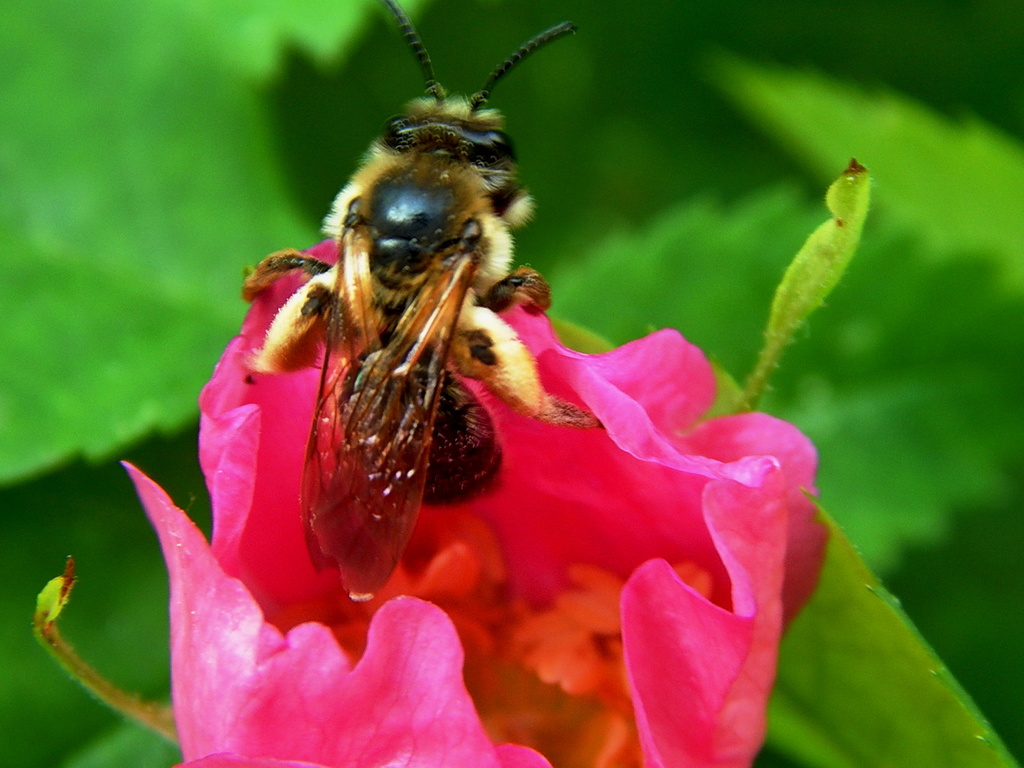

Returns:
424,377,501,504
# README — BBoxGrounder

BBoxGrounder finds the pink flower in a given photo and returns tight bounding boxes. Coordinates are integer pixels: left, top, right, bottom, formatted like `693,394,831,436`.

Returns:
128,464,551,768
134,239,825,768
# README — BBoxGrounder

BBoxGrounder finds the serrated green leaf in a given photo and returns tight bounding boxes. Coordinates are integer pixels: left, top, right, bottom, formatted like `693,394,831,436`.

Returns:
0,0,377,483
171,0,429,80
713,56,1024,292
768,514,1018,768
0,252,236,483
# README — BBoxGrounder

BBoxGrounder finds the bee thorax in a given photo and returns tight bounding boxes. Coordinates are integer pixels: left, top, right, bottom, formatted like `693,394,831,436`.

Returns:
368,176,456,269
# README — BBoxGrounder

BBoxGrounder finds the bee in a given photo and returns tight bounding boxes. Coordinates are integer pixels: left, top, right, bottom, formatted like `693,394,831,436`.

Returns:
242,0,597,601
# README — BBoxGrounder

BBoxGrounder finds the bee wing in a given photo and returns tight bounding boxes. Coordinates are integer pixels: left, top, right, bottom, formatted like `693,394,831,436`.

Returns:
302,230,478,600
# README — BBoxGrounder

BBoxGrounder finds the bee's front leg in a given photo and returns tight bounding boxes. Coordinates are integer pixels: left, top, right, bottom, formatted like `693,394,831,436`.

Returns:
479,267,552,314
243,248,333,302
452,306,599,429
250,269,335,374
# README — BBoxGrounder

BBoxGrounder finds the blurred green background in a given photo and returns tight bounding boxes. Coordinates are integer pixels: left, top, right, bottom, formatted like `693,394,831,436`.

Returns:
2,0,1022,766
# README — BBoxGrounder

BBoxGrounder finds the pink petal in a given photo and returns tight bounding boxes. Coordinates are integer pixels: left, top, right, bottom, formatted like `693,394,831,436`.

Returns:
621,469,788,768
512,310,717,442
174,234,824,768
673,412,825,618
494,744,555,768
180,749,554,768
464,309,788,608
201,341,331,613
126,463,517,768
199,281,335,613
197,243,821,625
181,756,326,768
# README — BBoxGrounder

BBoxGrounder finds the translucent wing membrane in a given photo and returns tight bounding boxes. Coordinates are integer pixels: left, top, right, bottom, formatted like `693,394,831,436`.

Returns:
302,232,478,600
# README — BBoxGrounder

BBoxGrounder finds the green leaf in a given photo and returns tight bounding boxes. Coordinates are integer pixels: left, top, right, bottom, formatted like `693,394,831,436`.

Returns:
171,0,429,79
0,0,380,483
768,514,1018,768
62,721,179,768
885,495,1024,756
712,56,1024,292
173,0,369,79
0,251,238,483
767,222,1024,570
551,317,614,354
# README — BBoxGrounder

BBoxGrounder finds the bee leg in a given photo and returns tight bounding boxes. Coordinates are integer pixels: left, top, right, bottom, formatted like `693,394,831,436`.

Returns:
479,267,551,313
251,270,335,373
452,306,600,429
242,248,333,302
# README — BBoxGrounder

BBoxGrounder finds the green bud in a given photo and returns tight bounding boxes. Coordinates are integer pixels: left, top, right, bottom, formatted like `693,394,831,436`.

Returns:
742,160,871,410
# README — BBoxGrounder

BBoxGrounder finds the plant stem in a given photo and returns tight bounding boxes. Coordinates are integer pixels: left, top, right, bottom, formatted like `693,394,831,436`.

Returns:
33,559,177,743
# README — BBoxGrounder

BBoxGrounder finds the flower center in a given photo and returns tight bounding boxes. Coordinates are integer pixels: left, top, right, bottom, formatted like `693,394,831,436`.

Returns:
272,510,714,768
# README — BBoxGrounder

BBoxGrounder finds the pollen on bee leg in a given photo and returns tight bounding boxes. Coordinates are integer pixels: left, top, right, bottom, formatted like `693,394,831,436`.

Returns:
538,395,601,429
250,271,334,373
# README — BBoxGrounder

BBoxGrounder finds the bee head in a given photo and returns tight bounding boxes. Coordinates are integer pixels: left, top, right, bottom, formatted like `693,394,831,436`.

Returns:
373,98,533,227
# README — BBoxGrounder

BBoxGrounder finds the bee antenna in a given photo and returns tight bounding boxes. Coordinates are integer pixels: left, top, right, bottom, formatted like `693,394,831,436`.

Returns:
379,0,444,101
470,21,576,111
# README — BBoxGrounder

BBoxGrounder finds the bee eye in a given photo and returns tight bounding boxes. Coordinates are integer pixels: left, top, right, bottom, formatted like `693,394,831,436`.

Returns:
489,131,514,158
468,130,516,166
